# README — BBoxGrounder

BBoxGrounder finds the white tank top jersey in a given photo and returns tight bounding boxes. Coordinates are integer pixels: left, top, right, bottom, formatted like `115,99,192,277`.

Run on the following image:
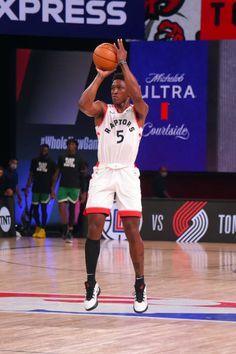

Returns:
95,104,143,167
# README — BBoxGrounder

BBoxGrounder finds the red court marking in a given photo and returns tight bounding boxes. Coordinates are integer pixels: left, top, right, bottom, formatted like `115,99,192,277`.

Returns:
0,292,160,301
45,299,134,304
199,302,236,309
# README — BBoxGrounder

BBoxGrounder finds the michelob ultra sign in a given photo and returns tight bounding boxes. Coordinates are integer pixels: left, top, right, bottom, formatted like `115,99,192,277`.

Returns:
130,40,209,172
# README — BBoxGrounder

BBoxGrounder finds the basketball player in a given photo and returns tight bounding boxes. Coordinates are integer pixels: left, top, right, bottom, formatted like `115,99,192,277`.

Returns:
52,138,87,243
25,144,56,238
79,39,149,313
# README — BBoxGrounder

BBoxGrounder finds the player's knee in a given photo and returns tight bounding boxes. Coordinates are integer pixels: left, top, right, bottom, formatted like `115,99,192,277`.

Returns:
124,223,140,241
123,218,138,231
87,215,105,238
88,222,103,239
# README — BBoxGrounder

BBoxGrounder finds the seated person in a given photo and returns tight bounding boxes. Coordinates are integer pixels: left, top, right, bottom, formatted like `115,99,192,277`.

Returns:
154,166,171,198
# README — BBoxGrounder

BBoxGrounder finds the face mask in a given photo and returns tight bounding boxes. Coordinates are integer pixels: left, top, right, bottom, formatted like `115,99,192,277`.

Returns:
160,172,168,177
10,164,17,170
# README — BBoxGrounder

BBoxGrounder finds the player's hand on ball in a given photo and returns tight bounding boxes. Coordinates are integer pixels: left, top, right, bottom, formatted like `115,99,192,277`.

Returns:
96,67,115,78
114,39,127,64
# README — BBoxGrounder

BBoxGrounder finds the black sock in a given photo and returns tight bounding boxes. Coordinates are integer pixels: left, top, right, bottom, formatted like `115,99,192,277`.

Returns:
135,276,145,287
41,203,48,228
68,202,75,228
87,274,96,284
85,238,100,285
62,224,67,235
33,205,40,226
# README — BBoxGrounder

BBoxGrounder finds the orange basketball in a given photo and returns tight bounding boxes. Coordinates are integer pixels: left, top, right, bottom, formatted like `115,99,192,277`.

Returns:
93,43,117,71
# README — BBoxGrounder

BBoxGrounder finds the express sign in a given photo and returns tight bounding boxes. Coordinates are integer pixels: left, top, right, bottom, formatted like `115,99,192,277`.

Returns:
0,0,144,39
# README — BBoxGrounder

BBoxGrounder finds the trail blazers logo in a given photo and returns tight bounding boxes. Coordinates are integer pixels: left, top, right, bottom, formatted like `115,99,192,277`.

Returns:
173,201,208,243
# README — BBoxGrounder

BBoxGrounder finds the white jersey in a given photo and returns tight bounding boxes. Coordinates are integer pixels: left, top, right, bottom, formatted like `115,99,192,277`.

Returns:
96,104,143,167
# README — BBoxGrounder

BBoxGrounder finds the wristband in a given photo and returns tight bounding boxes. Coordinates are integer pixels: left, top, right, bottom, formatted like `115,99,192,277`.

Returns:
119,60,127,66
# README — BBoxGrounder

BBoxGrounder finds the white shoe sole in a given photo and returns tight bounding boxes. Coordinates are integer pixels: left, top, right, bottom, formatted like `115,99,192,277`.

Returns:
85,287,101,311
133,303,148,313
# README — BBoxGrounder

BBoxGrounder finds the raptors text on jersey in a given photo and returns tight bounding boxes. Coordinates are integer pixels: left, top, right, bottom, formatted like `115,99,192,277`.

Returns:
96,104,143,166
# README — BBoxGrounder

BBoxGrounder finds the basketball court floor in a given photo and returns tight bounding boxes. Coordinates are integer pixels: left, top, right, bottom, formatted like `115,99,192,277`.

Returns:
0,237,236,354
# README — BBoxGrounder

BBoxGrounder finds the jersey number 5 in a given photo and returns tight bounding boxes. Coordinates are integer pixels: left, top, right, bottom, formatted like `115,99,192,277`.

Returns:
116,130,124,144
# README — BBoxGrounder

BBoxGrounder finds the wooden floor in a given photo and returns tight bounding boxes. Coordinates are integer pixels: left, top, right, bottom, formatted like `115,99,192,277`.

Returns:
0,236,236,354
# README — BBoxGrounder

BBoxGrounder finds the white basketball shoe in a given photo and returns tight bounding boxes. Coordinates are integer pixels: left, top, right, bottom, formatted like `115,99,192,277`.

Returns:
84,282,101,311
133,284,148,313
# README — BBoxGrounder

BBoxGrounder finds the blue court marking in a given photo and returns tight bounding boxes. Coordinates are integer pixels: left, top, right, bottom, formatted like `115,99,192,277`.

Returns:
29,309,236,322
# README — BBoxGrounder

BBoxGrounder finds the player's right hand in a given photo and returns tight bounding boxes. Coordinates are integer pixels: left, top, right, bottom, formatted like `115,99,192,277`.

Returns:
96,67,115,78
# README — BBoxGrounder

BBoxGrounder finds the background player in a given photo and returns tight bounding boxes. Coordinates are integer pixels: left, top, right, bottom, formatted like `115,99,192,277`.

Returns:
25,144,56,238
52,138,86,243
79,39,149,313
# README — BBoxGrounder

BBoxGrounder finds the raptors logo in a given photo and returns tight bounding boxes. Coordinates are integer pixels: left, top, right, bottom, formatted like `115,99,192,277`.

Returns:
173,201,209,243
155,19,185,40
145,0,200,41
145,0,186,40
145,0,185,20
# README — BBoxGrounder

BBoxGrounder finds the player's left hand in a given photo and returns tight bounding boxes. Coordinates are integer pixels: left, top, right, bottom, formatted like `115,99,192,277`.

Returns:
114,39,127,64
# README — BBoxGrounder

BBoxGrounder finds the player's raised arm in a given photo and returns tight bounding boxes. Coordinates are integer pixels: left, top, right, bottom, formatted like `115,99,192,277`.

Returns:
79,70,112,119
114,39,149,125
